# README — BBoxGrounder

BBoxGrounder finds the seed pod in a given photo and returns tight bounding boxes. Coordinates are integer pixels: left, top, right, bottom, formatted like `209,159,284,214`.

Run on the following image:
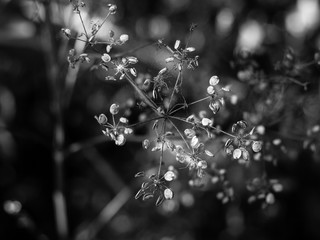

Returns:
134,172,145,178
130,68,137,77
209,76,219,86
96,114,108,125
174,40,181,50
201,118,213,127
185,47,195,52
155,195,164,206
184,128,196,138
142,193,154,201
237,120,248,129
109,103,119,115
127,56,138,64
164,171,176,181
252,141,262,152
101,53,111,63
266,193,275,204
207,86,215,95
233,148,242,159
135,189,144,199
164,188,174,200
115,134,126,146
119,117,128,124
108,4,117,14
165,57,175,63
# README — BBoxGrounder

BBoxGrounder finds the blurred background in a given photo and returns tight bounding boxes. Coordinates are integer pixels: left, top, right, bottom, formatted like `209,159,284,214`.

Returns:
1,0,320,240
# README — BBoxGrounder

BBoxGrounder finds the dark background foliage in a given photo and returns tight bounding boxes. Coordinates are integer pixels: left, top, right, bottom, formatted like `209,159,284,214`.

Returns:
1,0,320,240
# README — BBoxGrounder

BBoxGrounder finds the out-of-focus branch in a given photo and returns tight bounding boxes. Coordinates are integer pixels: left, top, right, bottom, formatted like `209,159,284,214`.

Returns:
42,1,68,240
75,147,132,240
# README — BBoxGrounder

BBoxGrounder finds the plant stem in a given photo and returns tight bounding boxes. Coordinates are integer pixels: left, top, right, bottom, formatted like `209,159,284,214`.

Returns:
169,96,211,115
167,70,182,112
124,73,160,115
78,11,89,39
43,2,68,240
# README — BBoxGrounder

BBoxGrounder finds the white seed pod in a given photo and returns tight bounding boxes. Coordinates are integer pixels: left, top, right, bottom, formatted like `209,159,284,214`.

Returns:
197,160,208,169
209,76,219,86
120,73,125,80
127,56,138,64
230,95,238,105
164,188,174,200
130,68,137,77
174,40,181,50
62,28,71,37
165,57,175,63
184,128,196,138
185,47,195,52
109,103,119,115
252,141,263,152
216,192,224,199
119,117,128,124
158,67,168,75
119,34,129,43
115,134,126,146
233,148,242,159
209,101,221,114
207,86,215,95
108,4,117,14
190,136,199,149
205,150,214,157
142,139,150,149
106,45,112,53
176,153,186,163
101,53,111,63
256,125,265,135
211,176,219,184
266,192,275,204
241,148,250,161
96,114,108,124
124,128,133,135
272,183,283,192
201,118,213,127
164,171,176,181
186,114,196,122
272,139,281,145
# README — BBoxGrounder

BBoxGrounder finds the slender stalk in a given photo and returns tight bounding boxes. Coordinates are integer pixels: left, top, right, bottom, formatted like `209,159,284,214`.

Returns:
157,120,167,178
169,96,211,115
169,115,236,138
124,73,160,114
168,118,191,151
78,11,89,39
167,70,182,112
43,2,68,240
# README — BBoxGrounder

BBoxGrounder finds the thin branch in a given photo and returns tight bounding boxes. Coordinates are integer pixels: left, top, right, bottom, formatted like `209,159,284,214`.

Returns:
78,11,89,39
167,70,182,112
168,118,191,151
169,96,211,115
